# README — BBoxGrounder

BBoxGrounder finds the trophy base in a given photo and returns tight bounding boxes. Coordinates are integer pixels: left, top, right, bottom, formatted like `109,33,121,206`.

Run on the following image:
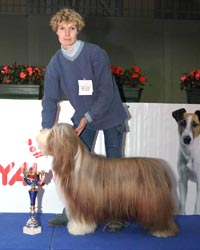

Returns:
23,226,42,235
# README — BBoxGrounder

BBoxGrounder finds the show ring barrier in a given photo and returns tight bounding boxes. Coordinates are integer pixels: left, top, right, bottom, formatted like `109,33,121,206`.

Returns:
0,100,198,215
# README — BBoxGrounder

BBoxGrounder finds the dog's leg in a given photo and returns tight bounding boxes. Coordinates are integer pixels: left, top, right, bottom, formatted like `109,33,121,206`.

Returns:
178,172,188,215
67,219,97,236
194,180,200,214
177,156,189,215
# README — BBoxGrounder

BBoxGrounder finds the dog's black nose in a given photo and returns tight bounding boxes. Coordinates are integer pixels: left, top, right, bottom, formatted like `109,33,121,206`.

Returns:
183,136,191,145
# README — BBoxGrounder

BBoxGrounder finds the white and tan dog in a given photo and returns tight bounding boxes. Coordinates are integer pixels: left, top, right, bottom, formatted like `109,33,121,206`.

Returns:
172,108,200,214
37,123,178,237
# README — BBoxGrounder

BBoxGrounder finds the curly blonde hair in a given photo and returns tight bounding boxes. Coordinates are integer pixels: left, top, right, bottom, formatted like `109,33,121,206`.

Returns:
50,8,85,32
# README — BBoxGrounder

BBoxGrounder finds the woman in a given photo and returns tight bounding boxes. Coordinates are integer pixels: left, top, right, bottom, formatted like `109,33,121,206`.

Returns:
41,8,128,231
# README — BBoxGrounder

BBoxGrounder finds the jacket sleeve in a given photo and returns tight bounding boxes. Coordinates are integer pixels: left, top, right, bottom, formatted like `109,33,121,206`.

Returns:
87,49,116,122
41,59,61,128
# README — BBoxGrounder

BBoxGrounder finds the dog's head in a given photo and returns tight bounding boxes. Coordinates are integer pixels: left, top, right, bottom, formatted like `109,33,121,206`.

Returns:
37,123,80,154
36,123,86,176
172,108,200,145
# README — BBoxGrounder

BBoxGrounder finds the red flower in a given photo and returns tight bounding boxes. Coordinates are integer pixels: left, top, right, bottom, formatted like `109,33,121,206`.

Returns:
132,73,139,79
19,71,27,79
111,65,124,75
189,70,195,77
195,72,200,80
35,67,42,75
26,66,33,76
132,65,140,73
1,66,9,74
180,75,187,81
139,75,147,84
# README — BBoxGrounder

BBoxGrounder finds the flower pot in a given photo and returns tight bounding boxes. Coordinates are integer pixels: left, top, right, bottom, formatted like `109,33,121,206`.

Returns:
0,84,42,99
186,88,200,104
119,86,143,102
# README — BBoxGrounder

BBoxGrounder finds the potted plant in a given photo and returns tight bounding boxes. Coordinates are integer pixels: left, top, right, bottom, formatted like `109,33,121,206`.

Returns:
180,68,200,104
0,63,45,99
111,65,147,102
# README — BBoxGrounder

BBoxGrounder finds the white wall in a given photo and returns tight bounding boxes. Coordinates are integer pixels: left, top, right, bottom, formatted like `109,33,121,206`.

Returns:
0,100,199,214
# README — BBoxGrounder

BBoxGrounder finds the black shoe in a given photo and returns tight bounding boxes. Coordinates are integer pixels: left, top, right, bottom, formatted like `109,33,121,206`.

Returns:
48,208,68,227
103,220,125,232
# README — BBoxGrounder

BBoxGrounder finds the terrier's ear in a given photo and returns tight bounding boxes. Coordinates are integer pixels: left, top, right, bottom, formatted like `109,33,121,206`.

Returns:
172,108,186,122
195,110,200,121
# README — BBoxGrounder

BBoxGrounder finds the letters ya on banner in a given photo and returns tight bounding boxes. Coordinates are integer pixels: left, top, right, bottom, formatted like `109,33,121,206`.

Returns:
0,138,46,186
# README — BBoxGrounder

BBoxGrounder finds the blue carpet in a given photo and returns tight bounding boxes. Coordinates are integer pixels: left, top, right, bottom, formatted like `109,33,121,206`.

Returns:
0,214,200,250
0,213,54,250
51,215,200,250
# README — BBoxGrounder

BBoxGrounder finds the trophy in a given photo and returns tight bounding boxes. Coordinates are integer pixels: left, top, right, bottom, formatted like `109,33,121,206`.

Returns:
22,167,45,235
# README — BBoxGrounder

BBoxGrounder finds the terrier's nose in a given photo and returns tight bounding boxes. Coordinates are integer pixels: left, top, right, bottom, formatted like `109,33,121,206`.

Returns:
183,135,191,145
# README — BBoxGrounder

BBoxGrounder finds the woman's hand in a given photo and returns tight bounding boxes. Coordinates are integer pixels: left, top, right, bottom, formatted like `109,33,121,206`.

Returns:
75,117,88,136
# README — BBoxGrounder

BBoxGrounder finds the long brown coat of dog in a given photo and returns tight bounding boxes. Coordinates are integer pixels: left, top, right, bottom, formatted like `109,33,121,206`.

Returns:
37,123,179,237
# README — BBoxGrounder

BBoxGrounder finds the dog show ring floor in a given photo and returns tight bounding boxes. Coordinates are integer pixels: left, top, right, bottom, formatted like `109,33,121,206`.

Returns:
0,213,200,250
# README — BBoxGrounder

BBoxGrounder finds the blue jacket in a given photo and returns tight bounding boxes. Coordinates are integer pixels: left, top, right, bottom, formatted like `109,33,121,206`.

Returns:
42,42,128,130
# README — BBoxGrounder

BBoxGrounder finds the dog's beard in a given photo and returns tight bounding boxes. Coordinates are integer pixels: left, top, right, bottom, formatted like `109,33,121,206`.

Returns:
36,129,51,154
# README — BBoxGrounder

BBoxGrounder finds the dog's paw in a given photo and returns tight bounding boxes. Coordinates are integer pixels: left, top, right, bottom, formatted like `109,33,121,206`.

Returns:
67,220,97,235
149,219,179,238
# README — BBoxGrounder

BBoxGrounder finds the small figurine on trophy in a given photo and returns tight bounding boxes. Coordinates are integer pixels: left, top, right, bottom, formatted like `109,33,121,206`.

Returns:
22,167,45,235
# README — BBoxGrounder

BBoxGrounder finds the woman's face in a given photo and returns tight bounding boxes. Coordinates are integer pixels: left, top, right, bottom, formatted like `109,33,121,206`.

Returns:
56,21,78,49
